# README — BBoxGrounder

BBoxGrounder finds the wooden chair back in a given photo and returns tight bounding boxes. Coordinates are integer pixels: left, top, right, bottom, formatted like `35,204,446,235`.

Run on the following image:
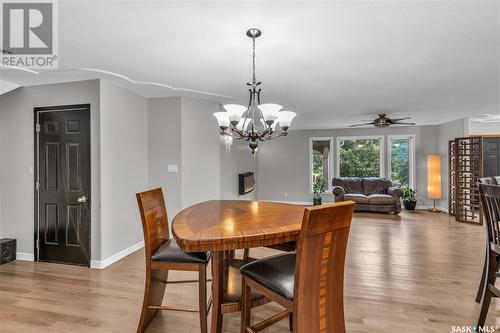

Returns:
136,188,170,260
478,184,500,251
293,201,355,333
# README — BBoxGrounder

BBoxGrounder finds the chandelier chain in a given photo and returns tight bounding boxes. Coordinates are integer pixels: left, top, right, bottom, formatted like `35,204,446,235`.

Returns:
252,37,256,84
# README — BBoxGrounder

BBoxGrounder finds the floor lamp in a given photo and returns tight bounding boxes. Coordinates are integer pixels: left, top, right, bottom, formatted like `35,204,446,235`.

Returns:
427,155,442,213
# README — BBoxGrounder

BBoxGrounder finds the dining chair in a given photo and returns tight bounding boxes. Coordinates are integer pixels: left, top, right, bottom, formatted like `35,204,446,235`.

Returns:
476,183,500,330
475,177,500,303
136,188,212,333
240,201,355,333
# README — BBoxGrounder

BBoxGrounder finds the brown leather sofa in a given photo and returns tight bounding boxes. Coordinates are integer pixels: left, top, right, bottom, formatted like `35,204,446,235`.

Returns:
332,177,403,214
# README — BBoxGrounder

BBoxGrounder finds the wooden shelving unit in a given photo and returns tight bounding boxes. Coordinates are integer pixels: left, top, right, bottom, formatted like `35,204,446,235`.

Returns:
448,140,456,216
449,136,483,225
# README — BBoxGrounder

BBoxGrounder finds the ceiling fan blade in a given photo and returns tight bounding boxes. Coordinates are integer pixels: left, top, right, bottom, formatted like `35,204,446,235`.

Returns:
391,122,416,125
349,122,375,127
390,117,411,122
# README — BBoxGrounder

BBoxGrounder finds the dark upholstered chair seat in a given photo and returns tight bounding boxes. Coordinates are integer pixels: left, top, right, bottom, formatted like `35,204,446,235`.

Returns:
151,238,211,264
240,253,295,300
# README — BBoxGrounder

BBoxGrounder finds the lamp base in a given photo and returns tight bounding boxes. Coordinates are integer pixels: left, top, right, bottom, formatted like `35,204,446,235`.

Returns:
428,199,442,213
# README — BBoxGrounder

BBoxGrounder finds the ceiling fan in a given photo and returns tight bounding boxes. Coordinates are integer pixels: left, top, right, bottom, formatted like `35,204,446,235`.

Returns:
350,113,416,128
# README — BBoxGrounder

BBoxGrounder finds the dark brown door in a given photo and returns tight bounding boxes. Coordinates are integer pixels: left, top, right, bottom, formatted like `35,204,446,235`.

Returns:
35,105,90,266
483,137,500,177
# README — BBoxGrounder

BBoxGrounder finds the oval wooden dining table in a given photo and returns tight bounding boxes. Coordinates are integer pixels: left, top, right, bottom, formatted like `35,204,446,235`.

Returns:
172,200,306,333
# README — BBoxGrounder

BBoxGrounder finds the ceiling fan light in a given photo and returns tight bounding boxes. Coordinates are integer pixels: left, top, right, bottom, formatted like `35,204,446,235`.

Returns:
223,104,247,124
258,103,282,123
213,112,230,130
277,111,296,130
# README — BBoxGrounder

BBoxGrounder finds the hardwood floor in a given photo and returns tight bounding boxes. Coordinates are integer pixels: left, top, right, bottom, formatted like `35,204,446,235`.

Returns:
0,211,495,332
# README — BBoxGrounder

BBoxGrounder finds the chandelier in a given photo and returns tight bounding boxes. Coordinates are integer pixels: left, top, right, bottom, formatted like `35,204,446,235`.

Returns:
213,28,296,154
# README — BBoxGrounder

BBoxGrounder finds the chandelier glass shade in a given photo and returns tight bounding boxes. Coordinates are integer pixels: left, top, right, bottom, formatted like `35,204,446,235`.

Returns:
213,28,296,153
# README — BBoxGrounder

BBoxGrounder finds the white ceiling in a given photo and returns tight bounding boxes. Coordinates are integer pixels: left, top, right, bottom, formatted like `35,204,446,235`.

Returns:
0,1,498,129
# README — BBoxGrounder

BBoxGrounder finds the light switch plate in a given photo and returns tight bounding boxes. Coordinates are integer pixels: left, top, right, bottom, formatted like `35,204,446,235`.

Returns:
167,165,178,173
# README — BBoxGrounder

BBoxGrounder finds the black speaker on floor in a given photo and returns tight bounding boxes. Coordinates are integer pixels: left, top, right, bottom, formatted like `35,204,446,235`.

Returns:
0,238,16,264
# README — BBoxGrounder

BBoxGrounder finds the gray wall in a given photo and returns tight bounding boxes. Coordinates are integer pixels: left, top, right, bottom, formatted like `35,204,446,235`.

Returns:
257,125,442,207
220,138,258,200
147,97,183,217
99,80,148,260
180,97,221,208
147,97,223,218
0,80,101,258
0,108,2,237
437,118,466,210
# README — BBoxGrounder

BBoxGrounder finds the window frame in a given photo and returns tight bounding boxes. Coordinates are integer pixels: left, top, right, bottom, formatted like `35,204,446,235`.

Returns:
335,135,385,178
309,137,334,193
388,134,416,188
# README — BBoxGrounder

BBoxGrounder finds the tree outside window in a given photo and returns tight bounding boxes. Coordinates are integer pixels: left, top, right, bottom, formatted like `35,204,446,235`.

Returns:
338,138,382,177
390,139,410,186
389,136,414,188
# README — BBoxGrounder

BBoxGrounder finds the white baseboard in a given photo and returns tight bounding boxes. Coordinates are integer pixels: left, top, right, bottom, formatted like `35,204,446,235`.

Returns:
16,252,34,261
90,241,144,269
14,242,144,268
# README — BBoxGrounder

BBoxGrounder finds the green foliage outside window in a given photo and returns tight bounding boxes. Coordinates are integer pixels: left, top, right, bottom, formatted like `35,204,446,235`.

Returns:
339,139,380,177
312,150,323,176
390,139,410,187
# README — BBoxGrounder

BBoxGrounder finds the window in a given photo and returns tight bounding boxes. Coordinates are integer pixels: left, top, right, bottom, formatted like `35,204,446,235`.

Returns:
388,135,415,188
309,137,333,192
336,136,384,178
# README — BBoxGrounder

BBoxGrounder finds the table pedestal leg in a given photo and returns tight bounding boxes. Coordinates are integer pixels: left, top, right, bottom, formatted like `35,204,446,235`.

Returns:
211,251,224,333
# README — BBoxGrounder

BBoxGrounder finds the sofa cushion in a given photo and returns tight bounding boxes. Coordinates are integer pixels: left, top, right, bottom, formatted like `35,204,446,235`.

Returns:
362,178,392,195
368,194,395,205
344,193,370,204
332,177,363,194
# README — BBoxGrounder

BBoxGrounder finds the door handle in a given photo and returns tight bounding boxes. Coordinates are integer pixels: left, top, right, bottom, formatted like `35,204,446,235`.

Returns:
77,195,88,203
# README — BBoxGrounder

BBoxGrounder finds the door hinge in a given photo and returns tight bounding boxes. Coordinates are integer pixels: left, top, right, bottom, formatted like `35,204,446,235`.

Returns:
35,123,41,133
36,239,40,249
35,181,40,191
